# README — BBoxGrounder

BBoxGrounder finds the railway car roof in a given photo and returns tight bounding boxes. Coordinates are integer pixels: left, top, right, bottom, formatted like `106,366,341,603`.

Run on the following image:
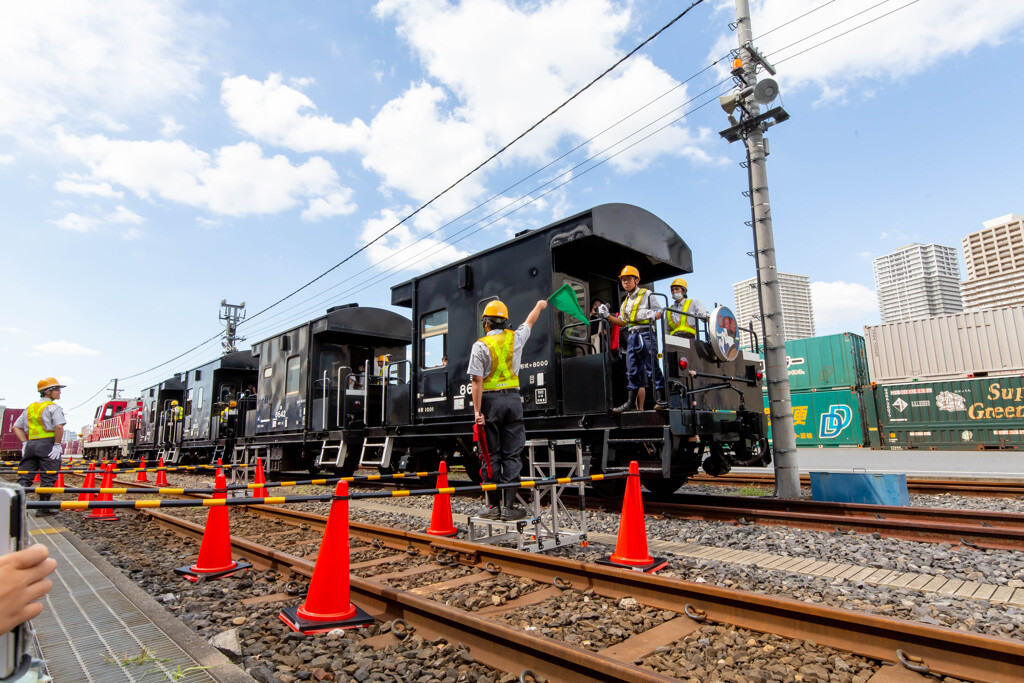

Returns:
250,305,411,348
391,203,691,306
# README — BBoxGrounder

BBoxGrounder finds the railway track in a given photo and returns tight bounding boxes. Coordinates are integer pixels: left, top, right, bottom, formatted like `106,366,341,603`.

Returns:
579,491,1024,551
64,474,1024,681
688,473,1024,498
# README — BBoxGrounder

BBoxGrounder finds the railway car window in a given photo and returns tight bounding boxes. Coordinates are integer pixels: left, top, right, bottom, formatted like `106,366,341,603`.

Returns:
421,310,448,369
103,405,114,419
560,279,588,342
197,387,204,412
185,389,193,415
286,356,301,394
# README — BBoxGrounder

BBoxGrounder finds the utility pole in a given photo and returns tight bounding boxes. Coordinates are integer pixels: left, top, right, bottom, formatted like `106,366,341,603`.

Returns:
219,300,246,354
718,0,800,498
110,378,121,399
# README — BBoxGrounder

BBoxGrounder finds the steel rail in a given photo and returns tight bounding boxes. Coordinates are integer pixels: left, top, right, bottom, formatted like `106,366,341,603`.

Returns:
143,509,674,683
571,492,1024,551
144,505,1024,683
688,473,1024,498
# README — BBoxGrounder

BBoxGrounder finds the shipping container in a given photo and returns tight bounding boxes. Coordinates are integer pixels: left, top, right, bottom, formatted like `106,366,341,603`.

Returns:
764,389,869,447
864,306,1024,384
774,333,869,391
872,376,1024,450
1,407,25,455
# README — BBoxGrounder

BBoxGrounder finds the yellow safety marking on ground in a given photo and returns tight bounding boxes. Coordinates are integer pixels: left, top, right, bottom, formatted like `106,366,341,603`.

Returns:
29,528,66,535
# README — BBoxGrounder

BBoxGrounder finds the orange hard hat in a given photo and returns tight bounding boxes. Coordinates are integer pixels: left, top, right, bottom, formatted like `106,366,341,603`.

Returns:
619,265,640,280
37,377,66,392
481,300,509,319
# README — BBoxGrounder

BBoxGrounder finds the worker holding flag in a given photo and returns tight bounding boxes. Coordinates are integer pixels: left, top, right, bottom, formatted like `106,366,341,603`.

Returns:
468,298,547,521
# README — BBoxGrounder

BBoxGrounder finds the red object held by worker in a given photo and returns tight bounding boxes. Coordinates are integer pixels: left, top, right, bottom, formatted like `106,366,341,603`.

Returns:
473,423,492,480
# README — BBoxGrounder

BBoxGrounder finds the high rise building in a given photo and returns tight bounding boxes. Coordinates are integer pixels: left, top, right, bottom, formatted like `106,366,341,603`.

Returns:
961,214,1024,310
872,243,962,323
732,272,815,341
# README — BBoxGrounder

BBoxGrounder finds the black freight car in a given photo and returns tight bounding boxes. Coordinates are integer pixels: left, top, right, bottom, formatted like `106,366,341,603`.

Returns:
177,351,258,464
135,375,186,464
368,203,768,493
237,304,411,474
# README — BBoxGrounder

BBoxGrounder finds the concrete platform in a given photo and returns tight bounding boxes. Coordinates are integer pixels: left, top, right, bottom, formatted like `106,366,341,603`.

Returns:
734,447,1024,479
26,513,254,683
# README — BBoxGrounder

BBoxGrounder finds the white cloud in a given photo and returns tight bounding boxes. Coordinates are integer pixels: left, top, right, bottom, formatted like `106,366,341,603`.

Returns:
122,227,143,240
32,340,100,356
57,130,355,219
811,281,879,335
52,212,100,232
55,173,124,198
0,326,22,334
196,216,223,229
0,154,14,165
108,205,144,224
221,73,370,154
359,207,471,272
160,115,184,138
0,1,206,140
301,190,358,222
711,1,1024,95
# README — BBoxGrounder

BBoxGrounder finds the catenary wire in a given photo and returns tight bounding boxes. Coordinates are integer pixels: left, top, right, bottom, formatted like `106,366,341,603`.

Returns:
96,0,712,398
773,0,922,65
95,0,904,402
763,0,898,59
68,381,113,411
753,0,841,40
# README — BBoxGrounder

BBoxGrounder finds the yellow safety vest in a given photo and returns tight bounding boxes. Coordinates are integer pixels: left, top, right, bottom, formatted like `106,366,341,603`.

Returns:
480,331,519,391
27,401,55,440
667,299,696,337
622,288,651,325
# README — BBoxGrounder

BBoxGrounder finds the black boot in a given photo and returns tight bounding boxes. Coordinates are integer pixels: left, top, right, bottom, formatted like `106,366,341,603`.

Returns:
654,388,668,411
35,494,56,517
476,490,501,519
501,488,526,521
612,390,638,414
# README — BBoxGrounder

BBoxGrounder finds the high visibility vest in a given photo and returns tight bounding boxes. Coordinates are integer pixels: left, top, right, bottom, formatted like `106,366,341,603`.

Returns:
27,401,55,440
667,299,696,337
622,288,651,325
480,330,520,391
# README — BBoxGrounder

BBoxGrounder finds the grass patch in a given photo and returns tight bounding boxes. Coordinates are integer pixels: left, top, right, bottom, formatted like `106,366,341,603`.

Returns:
736,486,773,497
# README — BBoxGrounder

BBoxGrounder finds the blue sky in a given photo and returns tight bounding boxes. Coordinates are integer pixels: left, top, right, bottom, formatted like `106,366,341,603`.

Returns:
1,0,1022,432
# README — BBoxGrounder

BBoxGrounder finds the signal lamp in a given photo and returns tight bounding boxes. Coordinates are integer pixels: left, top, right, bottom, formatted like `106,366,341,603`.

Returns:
354,401,362,410
756,371,763,381
678,358,688,371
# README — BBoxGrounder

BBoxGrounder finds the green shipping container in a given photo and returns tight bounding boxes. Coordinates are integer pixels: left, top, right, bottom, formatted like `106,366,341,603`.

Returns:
764,388,869,447
873,377,1024,450
776,333,870,392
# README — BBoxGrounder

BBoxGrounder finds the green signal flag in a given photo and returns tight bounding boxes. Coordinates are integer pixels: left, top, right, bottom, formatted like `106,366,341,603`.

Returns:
547,283,589,325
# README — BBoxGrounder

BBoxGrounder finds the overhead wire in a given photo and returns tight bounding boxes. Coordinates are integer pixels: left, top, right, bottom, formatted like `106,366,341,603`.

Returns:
753,0,841,40
88,0,913,403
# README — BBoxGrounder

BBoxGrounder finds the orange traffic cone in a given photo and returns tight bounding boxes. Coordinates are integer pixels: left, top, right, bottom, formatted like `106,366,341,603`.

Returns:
135,457,149,483
597,461,667,573
86,464,119,521
216,457,223,478
425,461,458,537
55,470,65,488
78,463,97,505
250,457,266,498
155,457,169,487
32,472,40,484
174,472,251,581
280,481,372,633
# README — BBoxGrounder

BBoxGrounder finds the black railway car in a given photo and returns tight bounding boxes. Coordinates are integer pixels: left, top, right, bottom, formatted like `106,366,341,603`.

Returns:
238,304,411,474
135,375,186,463
371,203,768,493
178,351,258,463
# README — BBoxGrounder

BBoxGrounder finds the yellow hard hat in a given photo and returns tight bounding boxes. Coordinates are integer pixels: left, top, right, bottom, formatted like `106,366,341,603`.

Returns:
171,400,179,406
481,300,509,319
37,377,66,392
619,265,640,280
672,278,688,290
229,400,237,408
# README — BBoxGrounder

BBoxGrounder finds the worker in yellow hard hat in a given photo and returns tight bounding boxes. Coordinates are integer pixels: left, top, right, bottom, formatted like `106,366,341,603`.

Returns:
12,378,68,515
665,278,708,340
595,266,668,412
468,297,548,521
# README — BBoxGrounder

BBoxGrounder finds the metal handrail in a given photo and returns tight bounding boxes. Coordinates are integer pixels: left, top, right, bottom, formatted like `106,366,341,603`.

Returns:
335,366,351,428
